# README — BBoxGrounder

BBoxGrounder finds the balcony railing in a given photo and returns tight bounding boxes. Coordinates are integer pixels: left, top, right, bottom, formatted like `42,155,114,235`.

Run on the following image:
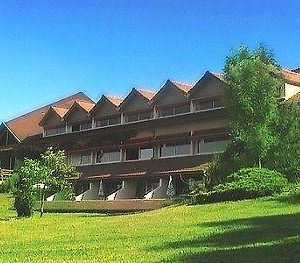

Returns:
0,168,13,181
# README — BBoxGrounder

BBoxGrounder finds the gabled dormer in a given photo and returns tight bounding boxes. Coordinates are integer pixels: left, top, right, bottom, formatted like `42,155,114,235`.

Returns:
119,88,155,112
152,80,192,117
90,95,122,128
189,71,225,99
63,101,95,132
39,106,68,136
119,88,155,123
189,71,226,112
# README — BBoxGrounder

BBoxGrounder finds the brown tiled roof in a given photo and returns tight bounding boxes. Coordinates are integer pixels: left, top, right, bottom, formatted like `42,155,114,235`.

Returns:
137,89,156,100
282,69,300,86
5,92,93,141
106,96,123,107
51,106,68,118
76,100,95,112
171,80,193,93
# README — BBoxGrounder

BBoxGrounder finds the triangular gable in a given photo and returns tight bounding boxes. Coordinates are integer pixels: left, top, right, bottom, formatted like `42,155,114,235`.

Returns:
189,71,225,99
152,80,189,106
39,106,66,127
119,88,153,112
63,101,94,123
0,123,20,147
90,95,120,119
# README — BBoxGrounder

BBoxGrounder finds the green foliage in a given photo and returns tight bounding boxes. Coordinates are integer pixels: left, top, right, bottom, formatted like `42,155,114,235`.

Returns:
194,168,288,203
205,140,258,188
224,44,284,167
11,148,78,217
166,177,175,199
267,102,300,182
12,159,42,217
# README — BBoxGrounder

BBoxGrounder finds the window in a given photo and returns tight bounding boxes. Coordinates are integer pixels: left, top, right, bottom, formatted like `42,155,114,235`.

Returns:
125,147,154,161
158,107,174,117
198,138,228,154
126,148,139,161
96,115,121,127
160,142,191,157
174,104,190,115
71,124,80,132
80,122,92,130
109,116,121,125
126,111,152,123
139,148,153,160
96,150,121,163
195,99,223,111
158,104,190,118
69,152,92,166
45,126,66,136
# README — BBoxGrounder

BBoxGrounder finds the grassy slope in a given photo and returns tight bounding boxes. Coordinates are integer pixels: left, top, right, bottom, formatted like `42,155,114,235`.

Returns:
1,193,300,263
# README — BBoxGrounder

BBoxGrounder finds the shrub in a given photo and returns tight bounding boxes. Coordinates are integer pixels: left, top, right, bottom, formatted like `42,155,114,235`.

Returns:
194,167,288,203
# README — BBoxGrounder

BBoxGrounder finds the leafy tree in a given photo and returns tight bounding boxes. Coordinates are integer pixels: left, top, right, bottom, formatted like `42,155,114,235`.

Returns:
267,102,300,181
9,148,78,217
224,45,284,168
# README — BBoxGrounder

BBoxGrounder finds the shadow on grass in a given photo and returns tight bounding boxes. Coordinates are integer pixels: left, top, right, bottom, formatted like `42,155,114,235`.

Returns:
153,212,300,262
275,192,300,205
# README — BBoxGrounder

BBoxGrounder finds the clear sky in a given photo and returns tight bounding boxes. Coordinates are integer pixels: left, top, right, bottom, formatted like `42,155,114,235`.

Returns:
1,0,300,122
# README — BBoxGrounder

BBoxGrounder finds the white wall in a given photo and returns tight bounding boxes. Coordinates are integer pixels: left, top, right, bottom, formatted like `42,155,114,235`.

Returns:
285,83,300,100
113,180,138,199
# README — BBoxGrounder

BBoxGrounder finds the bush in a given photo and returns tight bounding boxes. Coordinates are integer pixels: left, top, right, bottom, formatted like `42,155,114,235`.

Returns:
193,168,288,203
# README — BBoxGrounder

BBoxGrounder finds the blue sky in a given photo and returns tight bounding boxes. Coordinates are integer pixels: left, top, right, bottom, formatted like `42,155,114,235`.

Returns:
1,0,300,121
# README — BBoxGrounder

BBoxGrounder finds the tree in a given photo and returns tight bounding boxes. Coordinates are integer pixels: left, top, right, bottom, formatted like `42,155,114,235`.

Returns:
224,45,284,168
10,148,78,217
267,102,300,181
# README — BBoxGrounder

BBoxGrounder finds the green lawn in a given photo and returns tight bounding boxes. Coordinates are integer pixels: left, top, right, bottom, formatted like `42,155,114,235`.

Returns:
1,193,300,262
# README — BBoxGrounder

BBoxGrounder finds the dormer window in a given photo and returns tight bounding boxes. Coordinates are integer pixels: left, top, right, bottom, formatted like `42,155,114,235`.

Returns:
158,104,190,118
195,99,223,111
126,110,153,123
95,115,121,128
80,122,92,130
71,122,92,132
44,126,66,136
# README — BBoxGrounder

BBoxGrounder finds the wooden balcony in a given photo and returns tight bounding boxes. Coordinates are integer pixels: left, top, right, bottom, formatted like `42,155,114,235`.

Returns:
0,168,13,181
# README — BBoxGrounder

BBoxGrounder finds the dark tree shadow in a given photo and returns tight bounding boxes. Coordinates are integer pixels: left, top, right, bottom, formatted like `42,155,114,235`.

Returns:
275,192,300,205
152,212,300,262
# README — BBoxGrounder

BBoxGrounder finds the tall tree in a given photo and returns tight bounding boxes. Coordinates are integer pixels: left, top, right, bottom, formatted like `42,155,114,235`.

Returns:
267,102,300,181
224,45,284,168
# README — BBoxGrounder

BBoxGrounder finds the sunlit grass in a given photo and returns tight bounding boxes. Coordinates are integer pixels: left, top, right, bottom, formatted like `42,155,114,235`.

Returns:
1,193,300,262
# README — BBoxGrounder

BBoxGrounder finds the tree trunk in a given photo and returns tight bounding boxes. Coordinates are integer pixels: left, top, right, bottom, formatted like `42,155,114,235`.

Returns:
258,158,262,169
